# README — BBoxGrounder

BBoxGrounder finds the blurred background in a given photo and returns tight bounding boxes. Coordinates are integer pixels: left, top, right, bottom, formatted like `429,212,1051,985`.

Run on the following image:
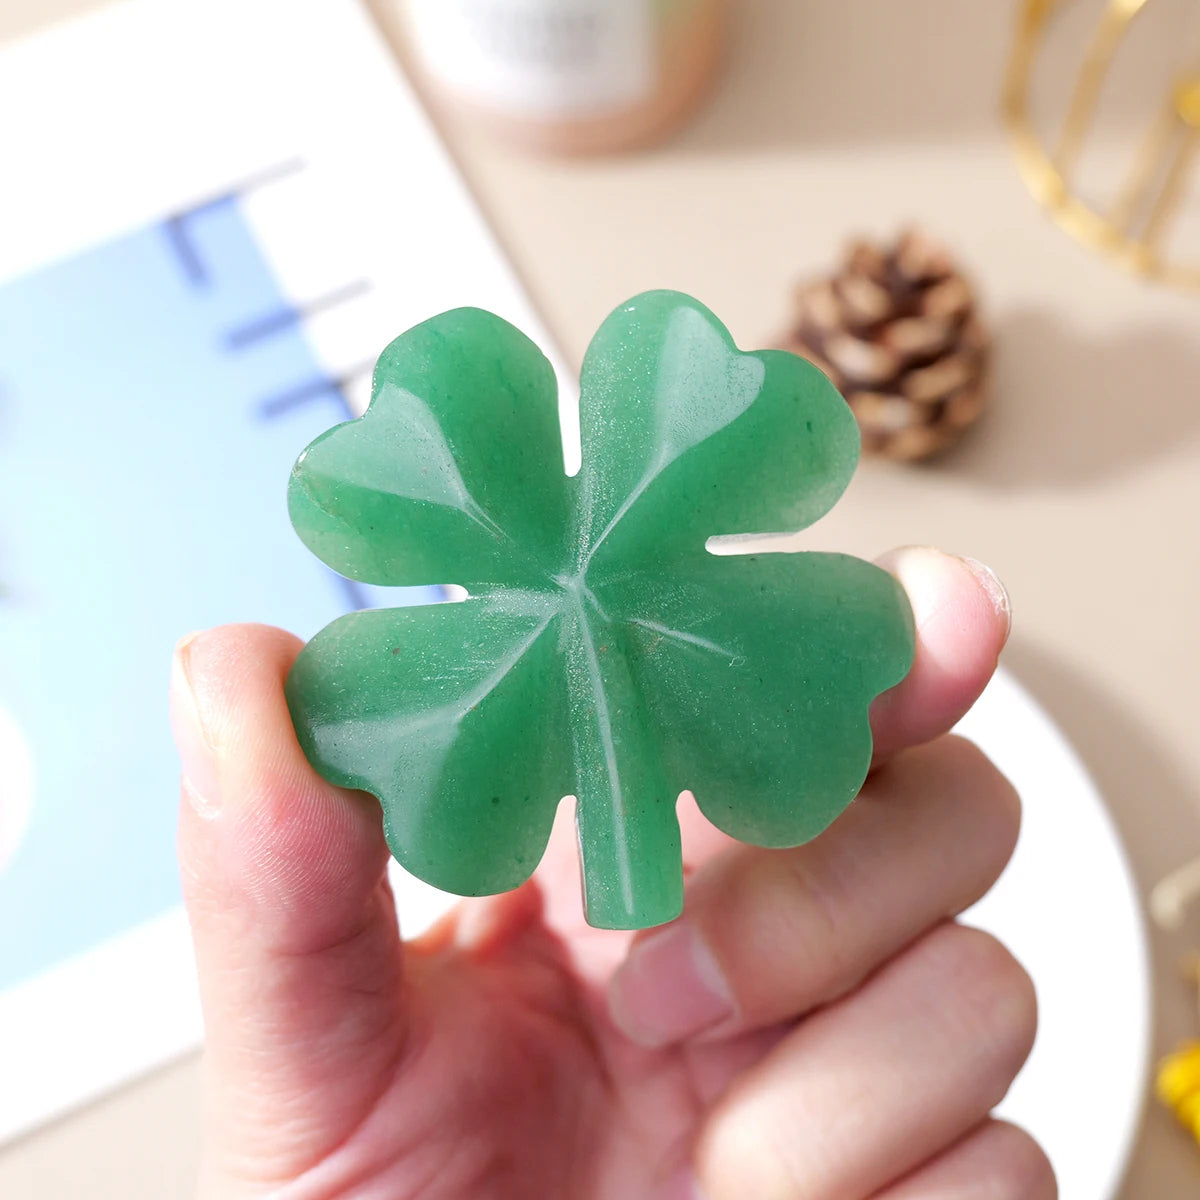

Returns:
1,0,1199,1196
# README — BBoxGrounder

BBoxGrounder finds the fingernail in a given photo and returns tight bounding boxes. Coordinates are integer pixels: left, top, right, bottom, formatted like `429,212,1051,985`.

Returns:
958,555,1012,641
169,632,222,817
660,1168,708,1200
608,921,734,1048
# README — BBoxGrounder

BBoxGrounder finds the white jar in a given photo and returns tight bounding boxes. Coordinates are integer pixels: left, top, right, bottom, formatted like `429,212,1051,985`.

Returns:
401,0,728,153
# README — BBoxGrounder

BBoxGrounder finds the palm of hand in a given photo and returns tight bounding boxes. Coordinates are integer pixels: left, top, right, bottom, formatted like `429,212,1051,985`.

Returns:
268,816,745,1200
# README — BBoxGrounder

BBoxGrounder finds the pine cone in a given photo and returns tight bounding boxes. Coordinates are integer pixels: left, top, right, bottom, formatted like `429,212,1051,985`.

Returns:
781,229,989,461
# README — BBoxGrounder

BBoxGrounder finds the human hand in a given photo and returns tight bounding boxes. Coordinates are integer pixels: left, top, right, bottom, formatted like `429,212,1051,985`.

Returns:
171,546,1052,1199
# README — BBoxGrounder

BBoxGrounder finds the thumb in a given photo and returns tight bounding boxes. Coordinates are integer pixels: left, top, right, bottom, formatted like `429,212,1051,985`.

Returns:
171,623,407,1190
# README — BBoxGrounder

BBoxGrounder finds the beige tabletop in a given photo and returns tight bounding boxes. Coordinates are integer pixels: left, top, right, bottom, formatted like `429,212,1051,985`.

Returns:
3,1,1200,1196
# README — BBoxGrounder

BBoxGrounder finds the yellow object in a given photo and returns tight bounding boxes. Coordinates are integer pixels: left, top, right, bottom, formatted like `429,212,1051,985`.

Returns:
1157,1041,1200,1142
1004,0,1200,292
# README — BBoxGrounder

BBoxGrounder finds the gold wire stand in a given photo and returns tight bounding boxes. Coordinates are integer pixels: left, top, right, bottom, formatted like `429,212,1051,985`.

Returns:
1004,0,1200,291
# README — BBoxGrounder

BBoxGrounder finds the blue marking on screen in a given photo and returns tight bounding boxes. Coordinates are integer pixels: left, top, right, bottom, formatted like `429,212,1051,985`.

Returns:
0,198,437,987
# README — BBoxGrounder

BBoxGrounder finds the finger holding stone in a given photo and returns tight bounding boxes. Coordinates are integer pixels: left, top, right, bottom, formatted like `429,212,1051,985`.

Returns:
692,924,1038,1200
608,735,1019,1047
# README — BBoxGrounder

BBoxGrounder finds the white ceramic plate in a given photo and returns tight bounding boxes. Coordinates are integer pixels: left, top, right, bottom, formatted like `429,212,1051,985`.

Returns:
958,667,1150,1200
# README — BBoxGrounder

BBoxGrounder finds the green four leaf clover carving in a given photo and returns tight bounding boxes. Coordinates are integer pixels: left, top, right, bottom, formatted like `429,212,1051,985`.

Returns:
285,291,914,929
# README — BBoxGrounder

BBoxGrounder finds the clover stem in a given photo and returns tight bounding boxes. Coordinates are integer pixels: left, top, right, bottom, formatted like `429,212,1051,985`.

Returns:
576,784,683,930
566,605,683,930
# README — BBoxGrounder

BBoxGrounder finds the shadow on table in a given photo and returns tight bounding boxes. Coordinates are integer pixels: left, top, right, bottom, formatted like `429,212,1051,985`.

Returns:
680,0,1182,156
928,308,1200,488
678,0,1006,154
1004,637,1200,1198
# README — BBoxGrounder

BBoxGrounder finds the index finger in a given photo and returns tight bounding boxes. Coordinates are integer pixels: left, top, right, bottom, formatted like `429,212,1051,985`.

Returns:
868,545,1011,764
